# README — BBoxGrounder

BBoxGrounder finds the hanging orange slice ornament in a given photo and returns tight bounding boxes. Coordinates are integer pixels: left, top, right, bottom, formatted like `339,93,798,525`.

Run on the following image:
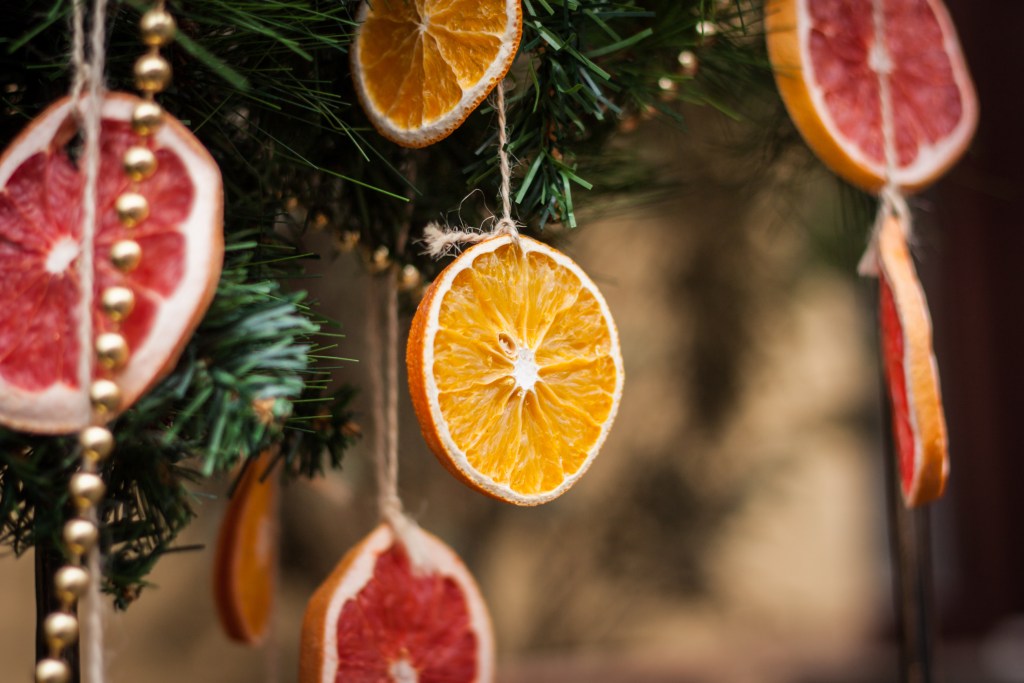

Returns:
874,216,948,506
0,93,223,433
300,523,495,683
765,0,978,193
407,235,624,505
351,0,523,148
213,450,280,645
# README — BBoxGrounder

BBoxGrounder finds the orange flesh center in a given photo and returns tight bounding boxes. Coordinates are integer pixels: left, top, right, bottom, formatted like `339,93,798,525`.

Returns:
358,0,508,130
433,243,617,495
807,0,964,167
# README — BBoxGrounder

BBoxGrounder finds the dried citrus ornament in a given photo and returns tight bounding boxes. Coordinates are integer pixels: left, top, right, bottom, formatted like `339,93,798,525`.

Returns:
874,215,949,506
213,450,280,645
766,0,978,193
407,234,624,506
0,93,223,433
351,0,523,147
300,523,495,683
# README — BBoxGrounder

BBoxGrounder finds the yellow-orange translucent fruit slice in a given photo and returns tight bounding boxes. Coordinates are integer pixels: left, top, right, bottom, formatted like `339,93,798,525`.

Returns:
766,0,977,193
407,235,624,505
213,450,279,644
351,0,522,148
875,216,948,506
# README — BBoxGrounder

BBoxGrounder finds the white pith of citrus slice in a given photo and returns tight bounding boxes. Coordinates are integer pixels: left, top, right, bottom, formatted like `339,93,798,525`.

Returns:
875,215,949,506
351,0,523,148
0,94,223,433
299,523,495,683
766,0,978,193
407,234,624,506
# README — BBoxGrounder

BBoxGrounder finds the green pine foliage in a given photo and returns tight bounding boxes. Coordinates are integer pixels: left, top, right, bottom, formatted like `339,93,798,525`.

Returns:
0,0,768,606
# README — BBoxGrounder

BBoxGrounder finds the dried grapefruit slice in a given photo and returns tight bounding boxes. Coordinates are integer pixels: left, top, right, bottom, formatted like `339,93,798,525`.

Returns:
875,215,948,505
766,0,978,193
407,235,623,505
299,523,494,683
0,94,222,433
351,0,523,148
213,450,279,645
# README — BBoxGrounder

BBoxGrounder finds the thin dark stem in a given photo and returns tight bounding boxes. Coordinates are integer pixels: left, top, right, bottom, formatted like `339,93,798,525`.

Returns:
35,541,80,683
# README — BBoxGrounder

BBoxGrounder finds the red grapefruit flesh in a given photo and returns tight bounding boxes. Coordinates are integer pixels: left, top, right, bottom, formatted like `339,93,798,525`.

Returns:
300,523,494,683
876,215,948,505
0,94,223,433
213,450,279,645
766,0,978,193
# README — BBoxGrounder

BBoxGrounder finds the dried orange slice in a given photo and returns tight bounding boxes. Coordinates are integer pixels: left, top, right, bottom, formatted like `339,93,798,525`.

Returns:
213,450,279,645
0,94,222,433
407,235,623,505
299,523,494,683
875,215,948,506
351,0,523,148
766,0,978,193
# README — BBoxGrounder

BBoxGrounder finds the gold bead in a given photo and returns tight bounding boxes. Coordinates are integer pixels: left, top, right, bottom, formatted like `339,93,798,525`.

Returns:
101,286,135,322
366,245,391,274
54,565,90,606
335,230,360,253
677,50,698,77
134,53,172,93
131,100,164,136
43,612,79,650
63,518,99,557
79,426,114,462
96,333,130,371
140,8,177,47
89,379,122,415
123,145,157,181
69,473,106,512
110,239,143,273
115,192,149,228
35,658,70,683
696,20,718,41
397,264,422,292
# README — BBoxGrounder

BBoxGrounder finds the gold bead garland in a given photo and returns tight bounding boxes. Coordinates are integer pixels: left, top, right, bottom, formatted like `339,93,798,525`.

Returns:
37,4,178,681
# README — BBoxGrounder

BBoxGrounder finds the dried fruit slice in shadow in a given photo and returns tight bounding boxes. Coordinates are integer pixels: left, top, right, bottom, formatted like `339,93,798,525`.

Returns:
213,450,279,645
406,235,624,506
876,215,948,506
0,93,222,433
351,0,522,147
300,523,494,683
766,0,978,193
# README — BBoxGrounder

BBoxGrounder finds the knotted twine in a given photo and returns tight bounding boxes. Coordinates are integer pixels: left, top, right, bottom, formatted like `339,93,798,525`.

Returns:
858,0,913,277
70,0,110,681
421,80,520,258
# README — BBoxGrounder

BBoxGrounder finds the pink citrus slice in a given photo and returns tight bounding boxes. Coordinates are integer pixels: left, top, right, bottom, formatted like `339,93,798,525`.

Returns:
766,0,978,193
300,523,494,683
0,94,223,433
876,215,949,506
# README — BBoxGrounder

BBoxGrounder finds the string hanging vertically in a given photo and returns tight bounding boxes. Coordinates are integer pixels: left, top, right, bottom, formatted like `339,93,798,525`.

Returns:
421,80,520,259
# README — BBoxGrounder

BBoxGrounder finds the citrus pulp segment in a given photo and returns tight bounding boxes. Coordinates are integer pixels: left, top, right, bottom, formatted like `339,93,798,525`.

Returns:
213,450,279,645
352,0,523,148
0,94,222,433
875,216,948,506
766,0,977,193
407,235,623,505
299,523,494,683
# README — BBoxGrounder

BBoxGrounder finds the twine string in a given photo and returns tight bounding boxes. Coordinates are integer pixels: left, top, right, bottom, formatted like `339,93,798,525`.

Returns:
420,79,519,258
70,1,110,681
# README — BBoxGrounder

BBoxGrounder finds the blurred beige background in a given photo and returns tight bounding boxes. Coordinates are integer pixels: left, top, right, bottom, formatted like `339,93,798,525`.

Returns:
0,112,894,682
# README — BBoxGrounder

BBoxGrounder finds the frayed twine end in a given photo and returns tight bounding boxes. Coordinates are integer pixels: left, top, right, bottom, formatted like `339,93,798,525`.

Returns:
419,219,520,259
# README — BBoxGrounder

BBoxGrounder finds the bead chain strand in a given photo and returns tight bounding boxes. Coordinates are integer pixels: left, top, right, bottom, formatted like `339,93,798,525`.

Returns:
34,5,177,682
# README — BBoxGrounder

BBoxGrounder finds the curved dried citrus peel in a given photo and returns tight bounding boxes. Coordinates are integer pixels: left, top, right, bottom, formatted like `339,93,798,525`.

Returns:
300,523,494,683
352,0,523,148
213,450,279,645
876,216,948,506
0,93,223,433
407,235,623,506
766,0,977,193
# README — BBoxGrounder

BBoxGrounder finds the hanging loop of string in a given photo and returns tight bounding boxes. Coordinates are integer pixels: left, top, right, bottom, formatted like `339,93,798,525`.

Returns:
420,80,520,258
